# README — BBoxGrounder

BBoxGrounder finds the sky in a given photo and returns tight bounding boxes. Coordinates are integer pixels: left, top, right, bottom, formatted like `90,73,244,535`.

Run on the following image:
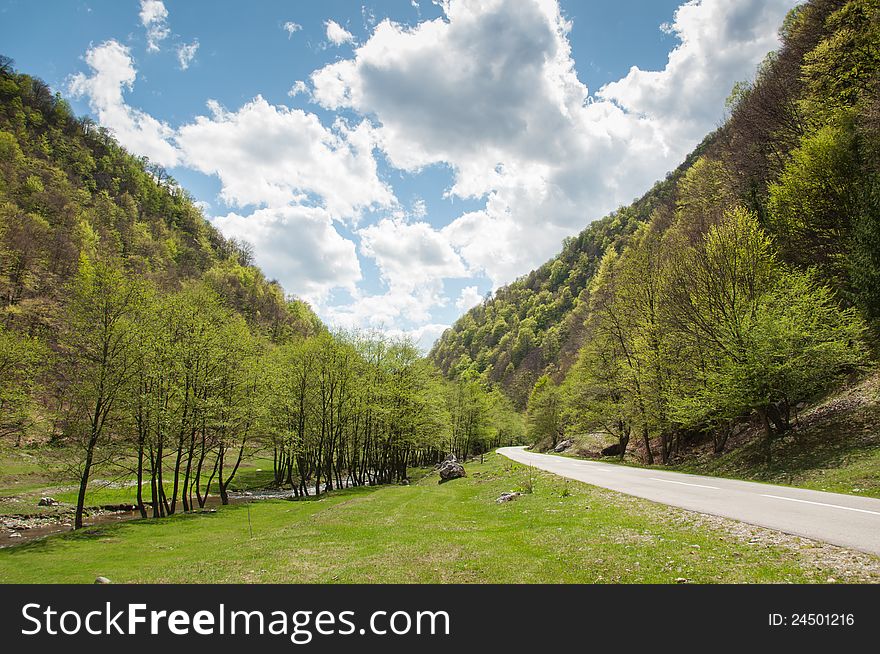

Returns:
0,0,799,349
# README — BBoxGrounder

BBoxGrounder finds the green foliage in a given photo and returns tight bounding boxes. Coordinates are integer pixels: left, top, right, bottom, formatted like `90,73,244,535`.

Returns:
0,322,47,442
526,375,563,448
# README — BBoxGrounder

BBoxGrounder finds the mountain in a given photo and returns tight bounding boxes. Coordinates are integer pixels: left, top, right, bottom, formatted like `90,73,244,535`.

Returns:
430,0,880,409
0,56,322,344
429,138,713,407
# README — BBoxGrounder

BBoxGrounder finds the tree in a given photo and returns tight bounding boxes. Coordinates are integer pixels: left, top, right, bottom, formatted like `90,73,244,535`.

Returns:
526,375,563,449
66,255,144,529
665,207,866,462
0,323,46,444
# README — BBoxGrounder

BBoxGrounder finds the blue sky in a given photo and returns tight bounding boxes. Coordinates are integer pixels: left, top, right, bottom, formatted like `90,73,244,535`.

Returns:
0,0,798,349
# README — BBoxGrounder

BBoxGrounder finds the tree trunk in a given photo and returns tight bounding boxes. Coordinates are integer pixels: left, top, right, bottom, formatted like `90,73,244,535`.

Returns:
74,433,98,529
136,439,147,519
641,425,654,465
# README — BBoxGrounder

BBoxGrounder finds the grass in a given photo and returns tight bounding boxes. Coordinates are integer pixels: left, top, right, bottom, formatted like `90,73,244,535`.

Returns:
1,453,874,584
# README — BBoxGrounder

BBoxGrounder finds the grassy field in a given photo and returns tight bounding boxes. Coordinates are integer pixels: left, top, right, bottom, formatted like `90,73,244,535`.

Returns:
1,453,877,584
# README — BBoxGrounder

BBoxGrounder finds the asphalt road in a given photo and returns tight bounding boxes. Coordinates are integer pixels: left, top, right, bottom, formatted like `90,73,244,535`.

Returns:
497,446,880,556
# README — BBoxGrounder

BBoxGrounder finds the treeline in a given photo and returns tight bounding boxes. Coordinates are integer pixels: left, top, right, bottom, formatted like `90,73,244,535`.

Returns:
528,0,879,464
58,255,521,528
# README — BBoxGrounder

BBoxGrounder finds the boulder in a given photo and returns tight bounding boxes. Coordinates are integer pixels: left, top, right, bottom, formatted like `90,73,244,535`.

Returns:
601,443,622,457
438,456,466,483
553,439,573,453
495,492,522,504
37,497,58,507
399,479,410,486
94,576,111,584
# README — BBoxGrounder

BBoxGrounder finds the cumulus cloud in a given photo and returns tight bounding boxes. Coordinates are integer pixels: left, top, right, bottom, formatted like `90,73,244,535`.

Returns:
455,286,484,312
316,217,469,333
68,40,181,167
211,205,362,303
598,0,796,145
175,98,395,217
176,40,199,70
385,323,451,353
139,0,170,52
359,217,467,289
70,0,797,347
288,80,310,97
312,0,797,287
325,20,355,46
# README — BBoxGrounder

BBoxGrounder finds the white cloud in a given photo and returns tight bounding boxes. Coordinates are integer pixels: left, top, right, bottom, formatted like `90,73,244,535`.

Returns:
288,80,309,97
139,0,170,52
175,97,395,218
455,286,483,312
385,323,451,353
68,40,181,167
69,0,798,348
176,40,199,70
283,21,302,38
598,0,796,146
211,205,362,303
319,218,468,333
325,20,355,46
312,0,797,288
411,198,427,218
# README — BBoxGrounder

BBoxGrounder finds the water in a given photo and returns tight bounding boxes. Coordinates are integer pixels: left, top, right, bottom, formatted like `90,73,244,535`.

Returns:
0,491,294,548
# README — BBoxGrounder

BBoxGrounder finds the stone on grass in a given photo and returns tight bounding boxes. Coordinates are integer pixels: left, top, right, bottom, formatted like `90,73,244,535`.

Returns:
94,576,111,584
495,492,522,504
553,439,573,453
438,455,466,483
38,497,58,507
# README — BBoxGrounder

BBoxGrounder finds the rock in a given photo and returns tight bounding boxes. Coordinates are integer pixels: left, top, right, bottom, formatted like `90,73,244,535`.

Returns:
553,439,573,453
601,443,623,457
675,577,690,584
495,492,522,504
438,455,466,483
100,504,138,512
399,479,410,486
94,576,111,584
8,532,21,538
38,497,58,507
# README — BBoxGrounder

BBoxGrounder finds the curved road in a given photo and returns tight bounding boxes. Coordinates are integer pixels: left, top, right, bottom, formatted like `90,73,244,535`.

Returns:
497,446,880,556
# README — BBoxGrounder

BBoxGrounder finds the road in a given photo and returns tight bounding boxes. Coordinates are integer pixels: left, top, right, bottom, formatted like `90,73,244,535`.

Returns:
497,446,880,556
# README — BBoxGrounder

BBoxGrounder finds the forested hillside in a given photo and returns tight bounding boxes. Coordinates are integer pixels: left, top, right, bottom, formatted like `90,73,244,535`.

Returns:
430,139,713,407
0,58,523,528
431,0,880,427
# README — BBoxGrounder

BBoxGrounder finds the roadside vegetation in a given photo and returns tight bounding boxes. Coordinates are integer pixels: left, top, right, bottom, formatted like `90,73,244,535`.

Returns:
2,454,877,584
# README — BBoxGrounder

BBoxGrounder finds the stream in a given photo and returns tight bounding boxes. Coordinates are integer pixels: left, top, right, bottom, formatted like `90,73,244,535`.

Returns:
0,489,296,548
